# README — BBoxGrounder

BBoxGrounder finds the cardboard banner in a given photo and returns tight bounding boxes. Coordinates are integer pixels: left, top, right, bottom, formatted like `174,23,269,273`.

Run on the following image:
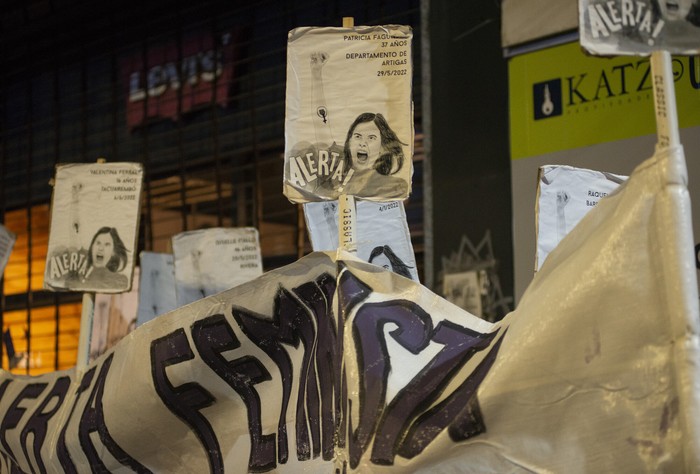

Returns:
535,165,627,271
304,199,419,281
0,147,698,471
136,251,177,326
43,162,143,293
283,25,414,202
0,223,16,277
172,227,263,306
579,0,700,55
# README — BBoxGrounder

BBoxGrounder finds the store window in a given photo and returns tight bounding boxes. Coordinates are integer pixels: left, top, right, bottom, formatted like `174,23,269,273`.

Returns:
1,0,422,372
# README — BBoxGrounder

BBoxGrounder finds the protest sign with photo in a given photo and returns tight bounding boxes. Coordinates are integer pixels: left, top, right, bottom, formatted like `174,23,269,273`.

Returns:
284,25,413,202
304,199,419,281
535,164,627,271
172,227,263,306
43,162,143,293
579,0,700,55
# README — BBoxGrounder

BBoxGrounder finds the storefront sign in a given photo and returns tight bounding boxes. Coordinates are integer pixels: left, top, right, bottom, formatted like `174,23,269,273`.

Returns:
122,31,237,128
510,43,700,160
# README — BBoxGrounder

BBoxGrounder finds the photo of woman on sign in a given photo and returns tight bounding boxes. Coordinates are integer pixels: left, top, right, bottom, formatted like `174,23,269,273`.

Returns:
341,111,408,196
368,244,413,279
652,0,700,27
284,48,411,201
83,227,129,289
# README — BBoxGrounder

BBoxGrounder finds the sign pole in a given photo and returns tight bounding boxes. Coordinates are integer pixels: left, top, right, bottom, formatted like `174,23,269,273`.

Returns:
76,292,94,374
649,50,700,470
75,157,106,374
650,50,681,152
338,16,358,254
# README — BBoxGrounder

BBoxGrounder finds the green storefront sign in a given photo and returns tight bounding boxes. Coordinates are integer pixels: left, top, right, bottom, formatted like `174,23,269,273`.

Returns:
509,41,700,160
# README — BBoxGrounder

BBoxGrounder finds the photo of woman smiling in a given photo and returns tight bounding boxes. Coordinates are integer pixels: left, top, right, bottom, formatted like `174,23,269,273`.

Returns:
83,227,129,289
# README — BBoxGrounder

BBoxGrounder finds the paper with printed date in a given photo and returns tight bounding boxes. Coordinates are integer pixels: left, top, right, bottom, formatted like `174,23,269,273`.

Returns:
284,25,414,202
43,162,143,293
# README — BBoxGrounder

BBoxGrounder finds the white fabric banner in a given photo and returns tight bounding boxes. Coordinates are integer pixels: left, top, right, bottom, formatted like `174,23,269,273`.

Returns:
304,199,419,281
0,148,698,472
535,164,627,271
43,162,143,293
283,25,414,202
172,227,263,306
137,251,177,326
579,0,700,55
0,224,16,277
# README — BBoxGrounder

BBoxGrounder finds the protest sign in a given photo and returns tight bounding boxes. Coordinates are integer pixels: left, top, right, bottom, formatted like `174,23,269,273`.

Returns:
304,199,419,281
535,165,627,271
136,251,177,326
283,25,413,202
43,162,143,293
89,268,140,362
579,0,700,55
0,145,698,472
172,227,263,306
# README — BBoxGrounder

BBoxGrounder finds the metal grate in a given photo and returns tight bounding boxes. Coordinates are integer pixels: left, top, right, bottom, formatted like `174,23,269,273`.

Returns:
0,0,423,374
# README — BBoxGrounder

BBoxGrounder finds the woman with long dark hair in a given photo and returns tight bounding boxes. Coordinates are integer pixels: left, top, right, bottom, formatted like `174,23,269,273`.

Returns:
84,226,129,289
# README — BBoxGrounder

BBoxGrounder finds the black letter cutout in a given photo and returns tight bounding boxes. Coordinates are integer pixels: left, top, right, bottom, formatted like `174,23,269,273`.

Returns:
0,380,44,470
79,353,150,472
192,314,275,472
57,368,95,473
232,273,343,462
21,376,70,474
151,328,220,474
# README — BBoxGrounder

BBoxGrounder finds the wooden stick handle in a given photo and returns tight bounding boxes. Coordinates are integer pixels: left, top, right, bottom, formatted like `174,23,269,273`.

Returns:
650,51,680,151
338,194,357,253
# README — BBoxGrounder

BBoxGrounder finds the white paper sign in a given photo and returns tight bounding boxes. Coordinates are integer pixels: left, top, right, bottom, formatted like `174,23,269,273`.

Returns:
579,0,700,55
304,199,419,280
284,25,414,202
536,164,627,271
90,268,140,362
0,223,16,276
136,251,177,326
43,162,143,293
172,227,263,306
